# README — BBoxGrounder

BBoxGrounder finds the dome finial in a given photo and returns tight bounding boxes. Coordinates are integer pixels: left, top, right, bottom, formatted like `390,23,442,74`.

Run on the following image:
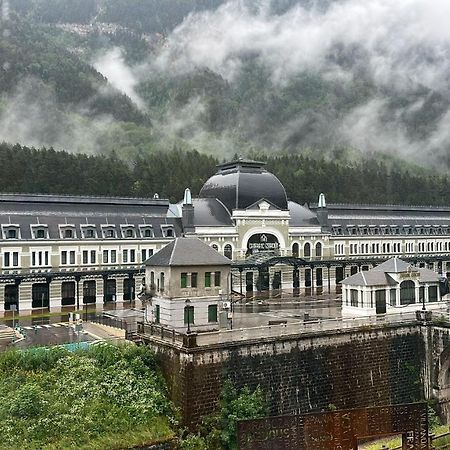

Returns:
318,193,326,208
183,188,192,205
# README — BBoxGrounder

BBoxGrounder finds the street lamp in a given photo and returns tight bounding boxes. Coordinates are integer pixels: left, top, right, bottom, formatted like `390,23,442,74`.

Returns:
422,286,426,311
185,298,191,333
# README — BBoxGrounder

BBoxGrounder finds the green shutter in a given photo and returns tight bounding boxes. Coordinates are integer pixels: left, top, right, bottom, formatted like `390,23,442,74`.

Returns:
181,273,187,288
208,305,218,322
155,305,160,324
205,272,211,288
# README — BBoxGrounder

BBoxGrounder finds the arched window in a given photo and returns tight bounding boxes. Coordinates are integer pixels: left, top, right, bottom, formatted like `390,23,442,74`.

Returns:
292,243,299,258
400,280,416,305
304,243,311,258
315,242,322,257
212,244,219,251
224,244,233,260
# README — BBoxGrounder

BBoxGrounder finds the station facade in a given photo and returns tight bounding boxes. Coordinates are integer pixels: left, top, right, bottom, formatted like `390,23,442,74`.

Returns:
1,158,450,313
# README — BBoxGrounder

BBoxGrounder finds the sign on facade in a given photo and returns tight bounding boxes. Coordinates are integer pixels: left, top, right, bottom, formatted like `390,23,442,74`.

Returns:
237,403,428,450
247,233,280,254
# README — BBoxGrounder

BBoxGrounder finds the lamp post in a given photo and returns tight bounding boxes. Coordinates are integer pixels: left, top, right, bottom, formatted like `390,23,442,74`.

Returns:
185,298,191,333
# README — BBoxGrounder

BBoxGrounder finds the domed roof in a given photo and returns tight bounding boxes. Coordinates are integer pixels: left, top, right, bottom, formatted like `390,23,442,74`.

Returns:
199,159,288,211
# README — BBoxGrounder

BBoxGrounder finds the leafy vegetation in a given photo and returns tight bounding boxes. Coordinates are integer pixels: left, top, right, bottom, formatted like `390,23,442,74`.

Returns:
0,344,176,450
2,142,450,206
181,380,268,450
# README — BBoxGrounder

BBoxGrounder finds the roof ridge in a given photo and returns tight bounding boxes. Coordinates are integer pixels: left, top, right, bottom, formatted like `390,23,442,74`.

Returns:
169,238,177,265
361,271,367,286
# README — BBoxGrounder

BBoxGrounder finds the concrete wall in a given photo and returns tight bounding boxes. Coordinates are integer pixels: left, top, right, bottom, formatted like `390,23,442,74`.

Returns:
146,324,424,428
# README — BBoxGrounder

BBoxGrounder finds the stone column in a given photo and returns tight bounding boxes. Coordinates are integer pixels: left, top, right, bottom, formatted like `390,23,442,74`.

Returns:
96,278,104,305
49,279,61,311
116,277,124,303
19,281,33,313
0,284,5,313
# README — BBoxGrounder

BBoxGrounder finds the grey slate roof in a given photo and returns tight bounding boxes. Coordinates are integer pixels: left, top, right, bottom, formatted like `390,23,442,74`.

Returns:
145,237,232,266
0,193,182,239
372,257,412,273
288,201,320,226
341,271,397,286
310,203,450,229
341,257,440,286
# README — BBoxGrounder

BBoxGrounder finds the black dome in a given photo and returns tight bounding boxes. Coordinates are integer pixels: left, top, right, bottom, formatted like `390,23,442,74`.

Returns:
199,159,288,211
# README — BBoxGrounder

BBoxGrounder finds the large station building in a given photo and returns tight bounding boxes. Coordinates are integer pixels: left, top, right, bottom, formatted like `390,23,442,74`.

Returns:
1,158,450,313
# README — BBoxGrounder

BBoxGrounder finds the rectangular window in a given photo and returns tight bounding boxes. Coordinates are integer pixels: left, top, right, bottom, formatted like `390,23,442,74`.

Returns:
155,304,160,324
123,249,128,263
111,250,117,263
205,272,211,288
429,286,438,302
90,250,96,264
214,272,221,287
208,304,218,323
390,289,397,306
69,251,75,265
141,249,146,262
45,251,49,266
181,272,188,288
61,251,67,265
191,272,198,288
130,249,136,262
82,250,88,264
4,252,10,267
103,250,108,264
12,252,18,267
350,289,358,307
38,252,42,266
32,252,36,266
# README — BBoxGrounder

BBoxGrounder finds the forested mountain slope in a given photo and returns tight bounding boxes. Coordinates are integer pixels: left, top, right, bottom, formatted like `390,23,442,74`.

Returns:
1,0,450,169
1,142,449,206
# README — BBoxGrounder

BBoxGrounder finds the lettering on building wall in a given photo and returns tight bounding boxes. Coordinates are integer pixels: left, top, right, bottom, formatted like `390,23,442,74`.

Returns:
237,403,428,450
247,233,280,254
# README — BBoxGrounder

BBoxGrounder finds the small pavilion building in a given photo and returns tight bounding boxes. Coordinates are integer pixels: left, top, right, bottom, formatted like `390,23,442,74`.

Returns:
341,257,446,316
144,237,231,331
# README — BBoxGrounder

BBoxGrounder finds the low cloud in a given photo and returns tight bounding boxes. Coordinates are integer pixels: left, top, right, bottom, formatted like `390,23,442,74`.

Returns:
93,47,145,110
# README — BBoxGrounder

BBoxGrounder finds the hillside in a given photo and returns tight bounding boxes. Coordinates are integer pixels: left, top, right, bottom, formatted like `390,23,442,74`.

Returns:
1,1,450,170
1,142,450,206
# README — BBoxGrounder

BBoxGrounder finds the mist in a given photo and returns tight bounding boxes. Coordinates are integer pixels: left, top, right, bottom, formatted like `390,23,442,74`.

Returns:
146,0,450,166
93,47,145,110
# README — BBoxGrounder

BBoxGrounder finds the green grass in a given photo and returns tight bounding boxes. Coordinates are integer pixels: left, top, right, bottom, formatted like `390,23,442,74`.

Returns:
361,425,450,449
0,344,176,450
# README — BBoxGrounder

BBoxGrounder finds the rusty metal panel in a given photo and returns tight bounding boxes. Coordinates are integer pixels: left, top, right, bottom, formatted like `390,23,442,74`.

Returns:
237,403,428,450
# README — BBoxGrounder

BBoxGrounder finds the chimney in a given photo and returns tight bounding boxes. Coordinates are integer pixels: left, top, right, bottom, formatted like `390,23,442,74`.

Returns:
182,188,195,233
317,193,329,231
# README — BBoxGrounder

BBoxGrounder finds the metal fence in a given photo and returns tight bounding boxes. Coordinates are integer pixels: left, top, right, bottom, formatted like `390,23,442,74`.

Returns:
136,312,422,348
137,322,187,345
91,314,136,333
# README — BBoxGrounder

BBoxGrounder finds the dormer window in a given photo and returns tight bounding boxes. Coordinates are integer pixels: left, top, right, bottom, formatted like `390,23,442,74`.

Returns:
31,225,48,239
140,226,154,238
121,226,135,238
103,227,116,239
161,225,175,238
81,226,96,239
59,225,76,239
7,229,17,239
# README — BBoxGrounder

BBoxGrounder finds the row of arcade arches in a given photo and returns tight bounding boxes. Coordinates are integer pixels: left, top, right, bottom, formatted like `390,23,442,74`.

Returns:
292,242,322,258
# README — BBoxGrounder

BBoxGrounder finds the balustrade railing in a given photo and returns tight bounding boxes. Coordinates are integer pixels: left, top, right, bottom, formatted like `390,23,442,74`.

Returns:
137,311,424,347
